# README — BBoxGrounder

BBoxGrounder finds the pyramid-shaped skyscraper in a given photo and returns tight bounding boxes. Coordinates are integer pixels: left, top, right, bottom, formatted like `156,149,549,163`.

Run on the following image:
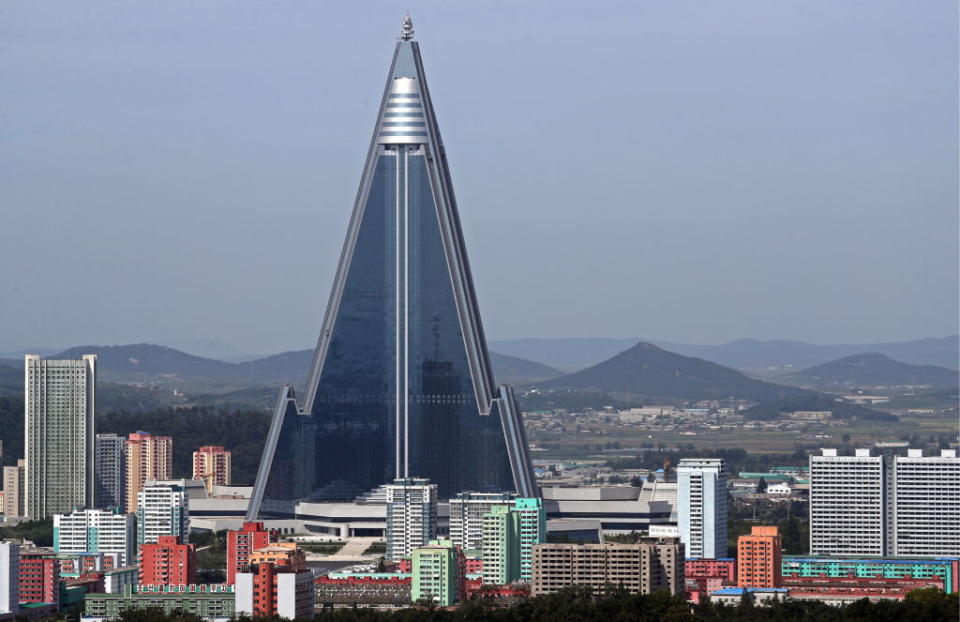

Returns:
248,17,536,519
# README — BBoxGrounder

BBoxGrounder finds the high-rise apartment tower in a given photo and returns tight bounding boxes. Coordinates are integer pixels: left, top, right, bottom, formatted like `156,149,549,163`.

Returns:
677,458,728,559
95,433,126,510
809,447,959,556
385,477,437,561
24,354,96,519
125,432,172,513
192,446,231,494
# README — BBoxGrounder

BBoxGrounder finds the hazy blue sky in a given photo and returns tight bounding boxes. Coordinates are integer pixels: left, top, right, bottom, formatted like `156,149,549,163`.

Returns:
1,1,956,357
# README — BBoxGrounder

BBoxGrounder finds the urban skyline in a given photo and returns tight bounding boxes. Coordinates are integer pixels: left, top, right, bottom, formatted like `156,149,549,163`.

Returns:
0,9,956,620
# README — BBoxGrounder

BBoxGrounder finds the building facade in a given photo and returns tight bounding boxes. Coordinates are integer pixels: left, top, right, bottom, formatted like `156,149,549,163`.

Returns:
891,448,959,556
84,585,235,620
245,16,536,521
411,538,464,606
139,535,197,586
677,458,728,559
53,507,136,566
685,558,737,584
136,484,188,545
227,521,277,585
481,505,519,585
235,544,313,619
0,542,18,614
18,548,59,604
385,478,437,561
531,539,685,596
513,497,547,581
192,446,231,494
24,354,96,519
3,459,25,518
781,556,960,594
737,526,782,588
448,492,514,552
94,433,126,510
809,448,959,556
125,432,173,513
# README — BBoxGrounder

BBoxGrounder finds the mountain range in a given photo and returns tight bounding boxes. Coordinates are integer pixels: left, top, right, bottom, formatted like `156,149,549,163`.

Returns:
1,338,949,418
0,344,563,393
489,335,959,374
774,353,959,389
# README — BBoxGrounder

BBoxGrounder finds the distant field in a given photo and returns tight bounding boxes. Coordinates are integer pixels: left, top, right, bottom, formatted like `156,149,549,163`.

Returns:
529,413,958,460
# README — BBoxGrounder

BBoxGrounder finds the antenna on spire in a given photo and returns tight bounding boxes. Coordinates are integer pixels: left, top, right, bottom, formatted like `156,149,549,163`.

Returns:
400,13,414,41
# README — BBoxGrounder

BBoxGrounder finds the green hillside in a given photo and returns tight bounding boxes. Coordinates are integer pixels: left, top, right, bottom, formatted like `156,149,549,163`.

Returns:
774,352,959,389
536,342,812,403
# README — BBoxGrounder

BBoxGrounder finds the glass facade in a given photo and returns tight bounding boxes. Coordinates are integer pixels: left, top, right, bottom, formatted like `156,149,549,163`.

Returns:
250,34,528,517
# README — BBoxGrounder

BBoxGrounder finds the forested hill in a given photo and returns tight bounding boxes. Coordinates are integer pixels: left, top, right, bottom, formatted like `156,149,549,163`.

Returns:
773,352,959,389
536,342,812,403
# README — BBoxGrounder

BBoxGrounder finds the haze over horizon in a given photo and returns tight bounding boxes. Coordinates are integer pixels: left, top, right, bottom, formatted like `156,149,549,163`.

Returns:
1,2,957,355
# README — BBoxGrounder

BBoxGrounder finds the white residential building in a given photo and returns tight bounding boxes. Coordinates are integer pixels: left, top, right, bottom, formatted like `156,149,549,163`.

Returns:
809,448,886,556
54,507,136,566
891,448,959,556
385,478,437,561
809,447,960,557
0,541,19,614
24,355,97,519
135,484,189,546
677,458,727,559
448,491,514,552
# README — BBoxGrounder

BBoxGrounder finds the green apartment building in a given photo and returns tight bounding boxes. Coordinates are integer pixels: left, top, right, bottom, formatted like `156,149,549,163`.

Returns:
782,556,960,593
481,498,547,585
514,498,547,582
84,585,236,619
411,539,462,606
482,505,520,585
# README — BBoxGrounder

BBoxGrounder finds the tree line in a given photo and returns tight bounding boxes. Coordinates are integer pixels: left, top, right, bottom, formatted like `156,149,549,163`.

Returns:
66,586,960,622
0,398,270,485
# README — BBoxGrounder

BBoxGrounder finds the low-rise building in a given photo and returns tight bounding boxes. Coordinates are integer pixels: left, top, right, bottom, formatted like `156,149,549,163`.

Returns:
709,587,788,606
685,558,736,584
315,573,411,607
82,585,234,621
781,555,960,593
531,538,684,596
